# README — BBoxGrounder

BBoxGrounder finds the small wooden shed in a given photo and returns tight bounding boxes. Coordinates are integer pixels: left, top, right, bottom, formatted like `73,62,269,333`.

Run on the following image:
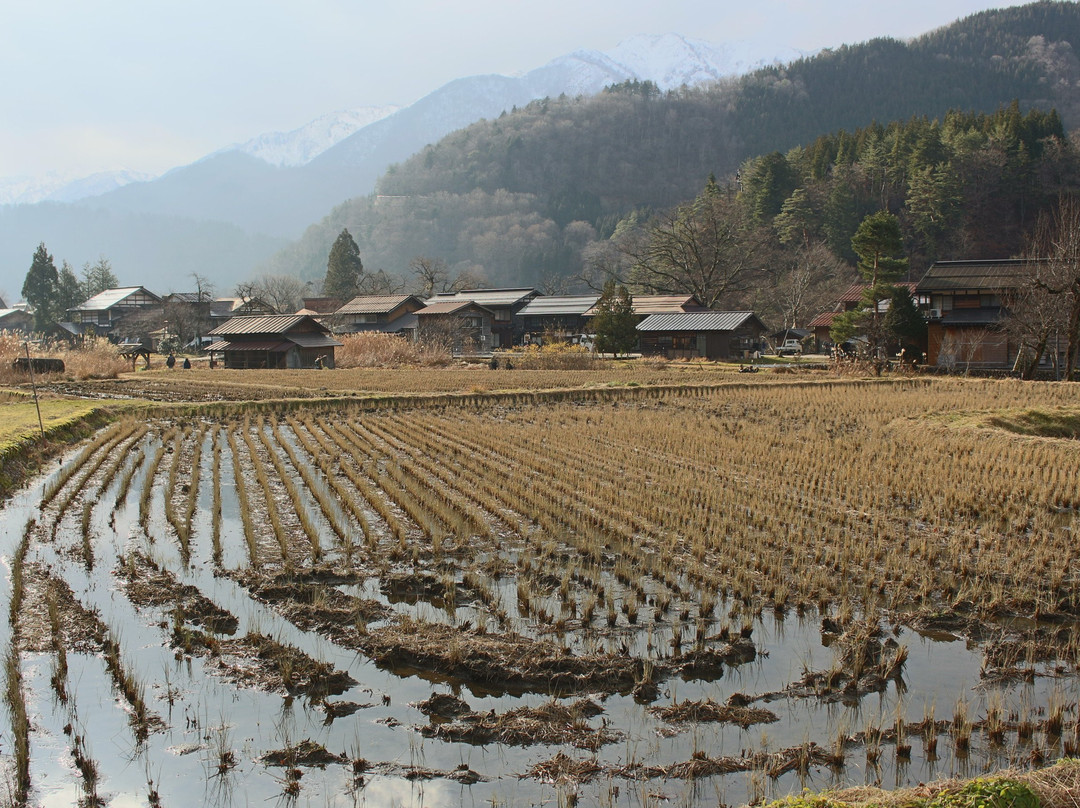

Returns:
206,314,342,369
636,311,768,360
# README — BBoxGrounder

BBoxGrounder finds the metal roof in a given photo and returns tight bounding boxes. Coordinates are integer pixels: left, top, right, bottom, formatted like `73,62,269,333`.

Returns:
807,311,841,328
339,313,419,333
164,292,212,303
286,333,343,349
208,314,320,336
432,288,538,307
917,260,1032,292
337,294,420,315
636,311,764,332
205,340,292,352
837,281,917,303
584,295,704,317
416,300,493,316
517,295,600,316
72,286,160,311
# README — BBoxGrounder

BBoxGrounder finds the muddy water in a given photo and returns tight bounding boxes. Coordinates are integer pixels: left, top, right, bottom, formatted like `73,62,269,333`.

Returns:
1,432,1077,808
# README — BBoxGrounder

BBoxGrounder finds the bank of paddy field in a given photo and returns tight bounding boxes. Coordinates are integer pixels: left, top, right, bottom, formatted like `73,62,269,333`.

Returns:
0,375,1077,807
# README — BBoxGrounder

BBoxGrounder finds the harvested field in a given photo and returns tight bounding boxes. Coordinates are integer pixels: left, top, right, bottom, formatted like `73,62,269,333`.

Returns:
0,376,1077,806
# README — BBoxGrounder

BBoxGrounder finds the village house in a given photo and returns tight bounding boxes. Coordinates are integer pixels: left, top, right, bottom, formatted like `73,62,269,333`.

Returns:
209,297,278,327
428,288,539,348
0,306,34,334
583,294,705,325
206,314,342,369
916,259,1028,369
636,311,768,360
517,294,600,344
808,281,921,352
414,300,494,354
62,286,162,341
333,294,425,335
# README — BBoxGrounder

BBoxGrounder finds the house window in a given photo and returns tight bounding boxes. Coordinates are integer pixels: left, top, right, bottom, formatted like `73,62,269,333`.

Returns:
98,311,111,325
494,310,510,322
463,316,483,329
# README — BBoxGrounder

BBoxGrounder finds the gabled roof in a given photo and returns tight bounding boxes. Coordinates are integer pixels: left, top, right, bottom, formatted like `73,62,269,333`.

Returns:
517,295,600,316
836,281,917,304
210,297,262,317
808,311,841,328
164,291,213,304
416,300,494,316
72,286,161,311
337,294,423,315
0,308,31,324
339,313,419,333
917,259,1032,292
432,288,539,307
636,311,766,332
301,297,344,314
584,294,704,317
207,314,327,336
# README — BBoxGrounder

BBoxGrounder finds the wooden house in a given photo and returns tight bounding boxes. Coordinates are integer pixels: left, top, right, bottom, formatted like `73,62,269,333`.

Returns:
428,288,539,348
583,294,705,324
517,295,599,344
414,300,494,355
807,281,921,353
209,297,277,327
916,259,1029,369
334,294,424,335
0,307,34,334
636,311,768,360
206,314,342,369
66,286,162,339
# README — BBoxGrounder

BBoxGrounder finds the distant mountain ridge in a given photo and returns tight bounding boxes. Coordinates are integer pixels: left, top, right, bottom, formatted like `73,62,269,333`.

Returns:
0,34,784,208
0,32,791,300
259,1,1080,289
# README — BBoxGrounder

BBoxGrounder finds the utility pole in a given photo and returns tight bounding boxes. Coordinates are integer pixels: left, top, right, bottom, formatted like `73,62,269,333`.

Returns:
23,342,45,442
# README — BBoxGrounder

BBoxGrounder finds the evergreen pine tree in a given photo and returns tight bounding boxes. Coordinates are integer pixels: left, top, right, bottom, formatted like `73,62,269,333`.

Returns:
592,280,637,356
56,261,84,314
22,242,59,331
322,229,364,301
82,256,118,299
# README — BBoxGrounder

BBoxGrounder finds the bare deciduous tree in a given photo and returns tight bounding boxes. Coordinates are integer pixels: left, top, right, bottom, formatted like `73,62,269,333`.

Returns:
236,274,308,314
622,180,770,308
1024,196,1080,379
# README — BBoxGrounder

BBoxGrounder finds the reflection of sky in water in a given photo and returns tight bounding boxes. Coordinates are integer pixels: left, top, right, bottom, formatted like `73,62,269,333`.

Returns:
1,437,1077,808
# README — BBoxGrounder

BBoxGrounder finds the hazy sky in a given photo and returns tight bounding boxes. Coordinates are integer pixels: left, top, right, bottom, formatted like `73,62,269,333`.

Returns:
0,0,1031,180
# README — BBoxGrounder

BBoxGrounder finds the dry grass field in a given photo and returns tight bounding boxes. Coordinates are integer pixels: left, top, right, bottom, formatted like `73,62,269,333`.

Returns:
1,374,1078,806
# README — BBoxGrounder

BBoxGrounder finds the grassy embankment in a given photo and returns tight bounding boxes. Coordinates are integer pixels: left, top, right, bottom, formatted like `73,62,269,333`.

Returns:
767,759,1079,808
0,392,136,499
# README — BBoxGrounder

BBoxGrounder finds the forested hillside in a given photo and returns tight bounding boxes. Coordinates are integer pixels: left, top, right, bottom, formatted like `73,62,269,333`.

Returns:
258,1,1080,301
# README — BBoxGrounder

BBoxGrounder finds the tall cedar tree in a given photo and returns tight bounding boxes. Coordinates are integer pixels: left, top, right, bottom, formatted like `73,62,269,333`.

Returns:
22,242,59,331
592,280,637,356
323,229,365,302
56,261,84,313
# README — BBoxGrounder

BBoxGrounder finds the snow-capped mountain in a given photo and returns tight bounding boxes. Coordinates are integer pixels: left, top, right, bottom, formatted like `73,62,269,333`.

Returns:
0,33,797,295
0,169,153,206
230,105,400,167
524,33,794,96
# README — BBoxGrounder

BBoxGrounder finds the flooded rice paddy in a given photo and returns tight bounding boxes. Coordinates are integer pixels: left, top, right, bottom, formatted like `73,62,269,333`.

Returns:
1,381,1078,807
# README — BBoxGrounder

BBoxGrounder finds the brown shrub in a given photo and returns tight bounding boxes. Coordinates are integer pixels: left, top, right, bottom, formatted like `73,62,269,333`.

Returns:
509,343,605,370
0,331,128,384
335,333,450,368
